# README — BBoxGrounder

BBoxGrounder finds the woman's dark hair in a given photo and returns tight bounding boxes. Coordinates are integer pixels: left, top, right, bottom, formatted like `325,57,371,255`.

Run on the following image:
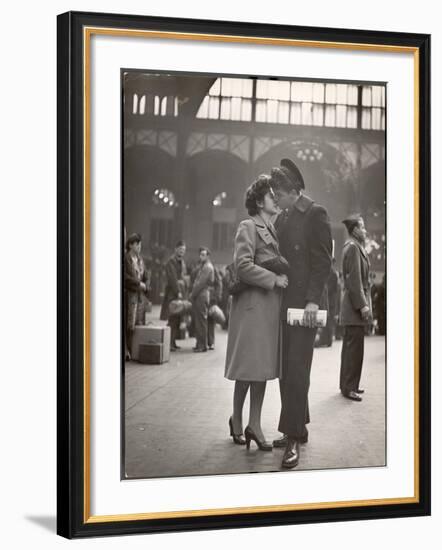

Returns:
245,174,273,216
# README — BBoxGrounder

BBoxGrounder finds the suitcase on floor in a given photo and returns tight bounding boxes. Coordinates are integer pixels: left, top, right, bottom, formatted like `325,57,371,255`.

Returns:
131,324,171,362
138,343,166,365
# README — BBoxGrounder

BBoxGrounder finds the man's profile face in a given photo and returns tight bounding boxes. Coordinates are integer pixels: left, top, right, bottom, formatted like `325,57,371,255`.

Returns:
273,187,297,210
353,218,367,242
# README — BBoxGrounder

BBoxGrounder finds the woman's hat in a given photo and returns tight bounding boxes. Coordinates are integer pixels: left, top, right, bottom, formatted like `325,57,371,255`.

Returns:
280,158,305,190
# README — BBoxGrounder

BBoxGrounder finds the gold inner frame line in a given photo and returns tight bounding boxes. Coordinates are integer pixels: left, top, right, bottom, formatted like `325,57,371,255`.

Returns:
82,26,420,524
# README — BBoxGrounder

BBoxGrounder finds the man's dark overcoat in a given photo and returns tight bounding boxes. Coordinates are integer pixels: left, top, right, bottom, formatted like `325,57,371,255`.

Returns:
275,193,333,438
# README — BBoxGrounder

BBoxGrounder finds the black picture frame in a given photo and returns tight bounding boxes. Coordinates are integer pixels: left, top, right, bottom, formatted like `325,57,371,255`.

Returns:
57,10,431,539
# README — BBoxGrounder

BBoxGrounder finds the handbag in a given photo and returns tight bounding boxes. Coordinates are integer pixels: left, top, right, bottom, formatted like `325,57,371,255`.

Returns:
226,263,247,296
227,255,289,296
259,255,290,275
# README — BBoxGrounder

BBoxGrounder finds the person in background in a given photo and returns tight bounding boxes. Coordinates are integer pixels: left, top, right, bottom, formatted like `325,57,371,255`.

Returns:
377,274,386,335
207,265,223,350
316,258,339,347
221,264,235,329
190,247,215,352
339,214,372,402
124,233,150,361
160,240,187,352
334,270,345,340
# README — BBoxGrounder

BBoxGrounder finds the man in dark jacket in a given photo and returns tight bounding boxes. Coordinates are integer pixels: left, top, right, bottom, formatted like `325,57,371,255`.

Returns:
272,158,333,469
160,240,187,351
339,215,372,401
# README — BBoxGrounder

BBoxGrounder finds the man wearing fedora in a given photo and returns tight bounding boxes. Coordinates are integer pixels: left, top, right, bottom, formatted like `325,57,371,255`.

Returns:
271,158,333,469
339,214,372,402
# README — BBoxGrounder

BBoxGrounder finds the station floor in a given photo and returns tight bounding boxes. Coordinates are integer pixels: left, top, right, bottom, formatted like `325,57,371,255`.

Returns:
124,309,386,480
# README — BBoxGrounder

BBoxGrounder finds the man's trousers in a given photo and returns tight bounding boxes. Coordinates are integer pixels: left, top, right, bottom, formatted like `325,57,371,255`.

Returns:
193,293,209,350
339,325,365,394
278,324,317,439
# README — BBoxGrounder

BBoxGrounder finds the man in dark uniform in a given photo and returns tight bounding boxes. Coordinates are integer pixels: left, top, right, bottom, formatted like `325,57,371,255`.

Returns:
160,240,187,351
271,159,333,469
339,215,372,401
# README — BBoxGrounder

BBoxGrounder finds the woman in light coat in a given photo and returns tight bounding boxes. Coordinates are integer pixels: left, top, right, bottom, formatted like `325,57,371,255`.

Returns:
225,175,288,450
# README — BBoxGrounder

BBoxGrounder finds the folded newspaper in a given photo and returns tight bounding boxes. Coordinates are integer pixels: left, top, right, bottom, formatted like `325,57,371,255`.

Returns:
287,308,328,327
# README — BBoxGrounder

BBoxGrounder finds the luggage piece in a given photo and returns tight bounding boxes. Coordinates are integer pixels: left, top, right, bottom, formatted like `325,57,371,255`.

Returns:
139,343,165,365
131,324,171,362
208,304,226,325
168,299,192,317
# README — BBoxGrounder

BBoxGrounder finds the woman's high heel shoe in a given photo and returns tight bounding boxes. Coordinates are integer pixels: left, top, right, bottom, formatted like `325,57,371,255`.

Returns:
229,417,246,445
244,426,273,451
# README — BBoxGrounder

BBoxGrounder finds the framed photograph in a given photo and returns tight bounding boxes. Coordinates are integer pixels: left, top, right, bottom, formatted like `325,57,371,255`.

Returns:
57,10,431,538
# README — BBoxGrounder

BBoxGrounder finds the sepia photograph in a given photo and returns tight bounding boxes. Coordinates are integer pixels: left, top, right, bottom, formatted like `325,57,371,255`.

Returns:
122,70,386,479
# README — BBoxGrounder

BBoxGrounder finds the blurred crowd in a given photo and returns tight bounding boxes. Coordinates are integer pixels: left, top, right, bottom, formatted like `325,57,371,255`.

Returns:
123,234,385,359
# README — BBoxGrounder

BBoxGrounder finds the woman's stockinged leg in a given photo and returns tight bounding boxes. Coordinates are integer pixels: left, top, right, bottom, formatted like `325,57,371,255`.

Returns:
248,381,267,439
232,381,250,434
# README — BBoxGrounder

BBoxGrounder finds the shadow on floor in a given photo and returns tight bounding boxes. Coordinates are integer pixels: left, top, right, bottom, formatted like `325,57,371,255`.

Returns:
25,515,56,533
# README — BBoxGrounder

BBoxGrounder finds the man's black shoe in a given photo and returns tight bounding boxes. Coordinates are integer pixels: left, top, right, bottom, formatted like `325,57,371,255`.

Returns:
355,388,365,394
281,438,300,469
273,431,308,447
273,435,288,448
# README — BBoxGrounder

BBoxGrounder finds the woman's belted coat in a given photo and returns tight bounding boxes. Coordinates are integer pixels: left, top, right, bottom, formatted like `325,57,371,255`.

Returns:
224,216,282,381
